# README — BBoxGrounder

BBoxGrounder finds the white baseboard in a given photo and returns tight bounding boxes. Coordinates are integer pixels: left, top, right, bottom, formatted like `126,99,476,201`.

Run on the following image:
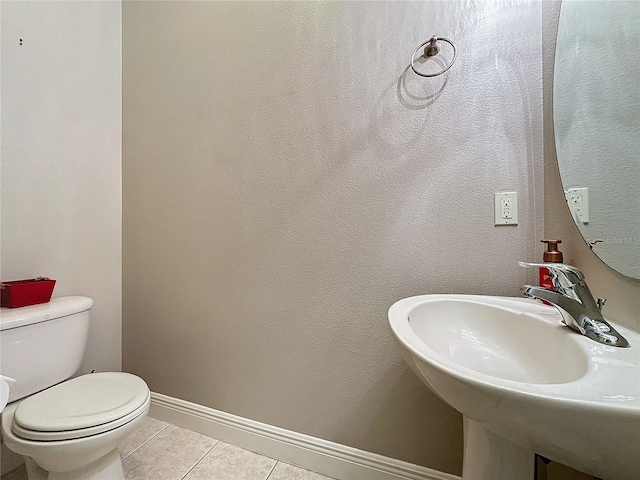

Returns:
150,392,460,480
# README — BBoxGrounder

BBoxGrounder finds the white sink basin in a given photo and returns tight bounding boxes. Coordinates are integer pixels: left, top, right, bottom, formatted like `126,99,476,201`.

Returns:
389,295,640,480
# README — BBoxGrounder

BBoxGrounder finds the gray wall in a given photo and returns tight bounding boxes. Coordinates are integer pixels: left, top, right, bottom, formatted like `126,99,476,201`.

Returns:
1,0,122,374
122,1,543,474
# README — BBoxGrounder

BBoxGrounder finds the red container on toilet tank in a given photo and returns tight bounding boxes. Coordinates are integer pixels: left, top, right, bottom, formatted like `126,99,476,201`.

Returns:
0,278,56,308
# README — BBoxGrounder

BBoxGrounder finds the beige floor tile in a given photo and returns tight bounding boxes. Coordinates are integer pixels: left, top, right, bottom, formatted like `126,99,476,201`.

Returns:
267,462,335,480
184,442,276,480
0,464,26,480
120,416,170,459
123,425,217,480
2,475,26,480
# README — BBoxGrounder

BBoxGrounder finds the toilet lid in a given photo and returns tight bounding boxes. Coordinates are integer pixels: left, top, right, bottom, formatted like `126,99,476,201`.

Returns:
12,372,149,440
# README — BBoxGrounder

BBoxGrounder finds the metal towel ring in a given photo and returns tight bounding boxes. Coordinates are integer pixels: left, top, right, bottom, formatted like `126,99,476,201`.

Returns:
410,36,456,78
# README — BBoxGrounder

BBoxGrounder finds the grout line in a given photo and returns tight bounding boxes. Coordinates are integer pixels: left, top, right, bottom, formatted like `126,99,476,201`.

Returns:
122,421,172,460
264,461,279,480
179,440,219,480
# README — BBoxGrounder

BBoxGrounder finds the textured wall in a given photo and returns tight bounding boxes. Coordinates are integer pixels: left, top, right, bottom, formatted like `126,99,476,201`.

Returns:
542,0,640,333
1,1,122,373
123,1,543,474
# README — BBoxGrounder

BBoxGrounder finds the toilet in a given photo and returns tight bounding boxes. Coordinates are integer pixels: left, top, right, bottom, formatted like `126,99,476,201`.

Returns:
0,296,150,480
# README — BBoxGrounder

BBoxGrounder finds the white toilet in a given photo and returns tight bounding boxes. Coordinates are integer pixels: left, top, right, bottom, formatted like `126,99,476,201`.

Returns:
0,296,150,480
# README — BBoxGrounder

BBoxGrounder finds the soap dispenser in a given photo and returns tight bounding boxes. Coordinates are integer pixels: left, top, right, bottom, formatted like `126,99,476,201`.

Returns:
540,239,563,289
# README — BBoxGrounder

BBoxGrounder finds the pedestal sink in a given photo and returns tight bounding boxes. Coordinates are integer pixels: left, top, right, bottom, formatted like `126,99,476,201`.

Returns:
388,295,640,480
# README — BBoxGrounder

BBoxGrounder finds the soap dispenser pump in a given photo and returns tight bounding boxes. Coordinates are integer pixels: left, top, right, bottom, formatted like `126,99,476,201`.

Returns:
540,239,563,289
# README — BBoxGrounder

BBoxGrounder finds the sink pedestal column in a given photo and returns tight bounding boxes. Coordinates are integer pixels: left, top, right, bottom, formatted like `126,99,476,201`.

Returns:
462,418,534,480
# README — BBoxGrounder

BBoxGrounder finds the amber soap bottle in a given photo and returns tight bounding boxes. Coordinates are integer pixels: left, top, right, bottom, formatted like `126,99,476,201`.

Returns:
540,239,563,289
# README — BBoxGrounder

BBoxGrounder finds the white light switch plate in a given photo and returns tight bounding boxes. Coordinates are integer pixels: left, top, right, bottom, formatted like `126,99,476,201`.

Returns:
494,192,518,225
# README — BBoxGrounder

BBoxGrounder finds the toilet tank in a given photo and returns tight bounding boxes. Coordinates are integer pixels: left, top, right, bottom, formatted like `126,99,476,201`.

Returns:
0,296,93,403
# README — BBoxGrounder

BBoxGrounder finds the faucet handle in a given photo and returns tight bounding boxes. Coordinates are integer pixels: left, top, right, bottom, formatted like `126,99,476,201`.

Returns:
517,262,586,281
518,261,546,269
518,262,587,298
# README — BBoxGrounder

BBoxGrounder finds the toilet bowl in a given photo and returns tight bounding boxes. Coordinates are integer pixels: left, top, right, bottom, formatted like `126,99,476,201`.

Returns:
2,373,149,479
0,297,150,479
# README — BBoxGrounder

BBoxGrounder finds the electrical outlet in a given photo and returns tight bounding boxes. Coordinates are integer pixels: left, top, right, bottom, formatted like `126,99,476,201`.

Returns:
495,192,518,225
565,187,589,223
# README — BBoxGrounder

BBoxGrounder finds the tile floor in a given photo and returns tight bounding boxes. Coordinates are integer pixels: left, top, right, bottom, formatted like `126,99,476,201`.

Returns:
2,417,335,480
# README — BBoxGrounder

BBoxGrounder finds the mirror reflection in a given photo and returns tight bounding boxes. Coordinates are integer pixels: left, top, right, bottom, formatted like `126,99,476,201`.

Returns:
554,0,640,279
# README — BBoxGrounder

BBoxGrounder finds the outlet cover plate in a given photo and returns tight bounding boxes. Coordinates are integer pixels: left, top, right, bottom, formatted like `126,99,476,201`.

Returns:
494,192,518,225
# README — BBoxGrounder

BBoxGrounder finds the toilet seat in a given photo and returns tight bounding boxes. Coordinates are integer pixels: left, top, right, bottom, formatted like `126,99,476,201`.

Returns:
11,372,149,442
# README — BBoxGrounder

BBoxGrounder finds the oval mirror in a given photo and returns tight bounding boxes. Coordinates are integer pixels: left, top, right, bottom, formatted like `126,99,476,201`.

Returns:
553,0,640,279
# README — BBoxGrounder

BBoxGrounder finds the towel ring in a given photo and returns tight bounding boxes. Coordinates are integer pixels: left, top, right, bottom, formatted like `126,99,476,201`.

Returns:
410,36,456,78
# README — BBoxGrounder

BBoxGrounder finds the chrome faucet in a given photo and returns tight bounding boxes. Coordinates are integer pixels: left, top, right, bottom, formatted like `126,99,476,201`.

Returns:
519,262,630,348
